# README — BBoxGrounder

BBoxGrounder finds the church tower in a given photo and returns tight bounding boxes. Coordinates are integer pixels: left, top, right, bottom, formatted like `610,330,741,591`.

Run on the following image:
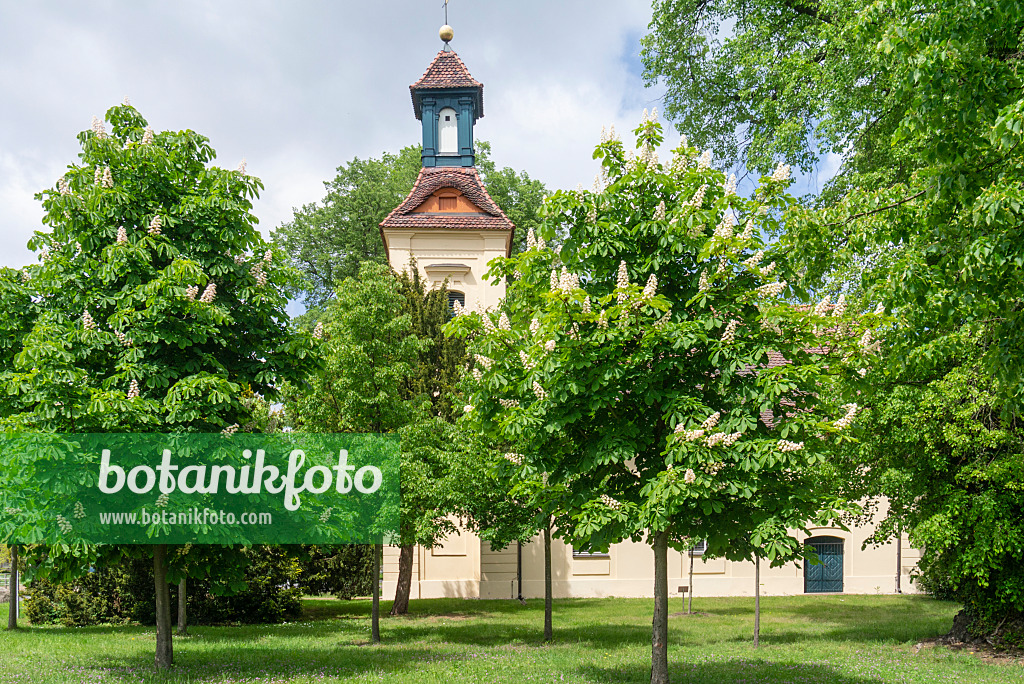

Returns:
379,27,514,311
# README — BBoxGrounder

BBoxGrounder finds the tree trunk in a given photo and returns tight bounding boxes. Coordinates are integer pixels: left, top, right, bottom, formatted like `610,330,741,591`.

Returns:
543,524,553,642
7,545,18,630
651,530,670,684
177,577,187,635
389,543,414,616
517,541,523,602
688,547,694,615
895,526,903,594
754,554,761,649
371,543,381,644
154,544,173,668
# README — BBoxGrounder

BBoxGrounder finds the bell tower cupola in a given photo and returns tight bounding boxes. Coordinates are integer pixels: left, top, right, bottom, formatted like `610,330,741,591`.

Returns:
410,26,484,168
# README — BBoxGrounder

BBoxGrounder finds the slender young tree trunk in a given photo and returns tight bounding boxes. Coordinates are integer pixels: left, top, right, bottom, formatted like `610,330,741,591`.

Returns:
651,530,670,684
895,526,903,594
371,543,381,644
177,577,187,635
154,544,173,668
390,543,414,616
543,523,553,642
7,545,18,630
753,554,761,649
688,548,694,615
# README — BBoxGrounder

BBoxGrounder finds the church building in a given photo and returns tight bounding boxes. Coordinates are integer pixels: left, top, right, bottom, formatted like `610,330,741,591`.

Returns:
380,29,920,601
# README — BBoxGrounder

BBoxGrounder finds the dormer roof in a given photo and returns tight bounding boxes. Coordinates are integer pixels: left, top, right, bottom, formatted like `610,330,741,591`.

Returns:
380,167,513,233
410,49,484,120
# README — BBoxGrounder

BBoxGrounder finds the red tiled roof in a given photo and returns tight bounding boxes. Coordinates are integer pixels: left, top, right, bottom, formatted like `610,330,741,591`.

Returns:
410,50,484,119
381,167,513,232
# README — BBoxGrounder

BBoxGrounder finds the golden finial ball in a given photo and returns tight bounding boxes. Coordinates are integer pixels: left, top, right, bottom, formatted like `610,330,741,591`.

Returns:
440,25,454,43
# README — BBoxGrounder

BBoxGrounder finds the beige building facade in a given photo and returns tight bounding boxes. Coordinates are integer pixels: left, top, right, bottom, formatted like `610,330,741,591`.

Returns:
379,41,919,603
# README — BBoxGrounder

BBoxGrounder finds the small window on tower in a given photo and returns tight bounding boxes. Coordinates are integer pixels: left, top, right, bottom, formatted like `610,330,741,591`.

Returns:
439,196,457,211
438,107,458,154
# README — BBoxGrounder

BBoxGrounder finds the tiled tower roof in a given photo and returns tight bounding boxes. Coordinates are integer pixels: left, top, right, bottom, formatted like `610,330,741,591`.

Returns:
410,49,484,120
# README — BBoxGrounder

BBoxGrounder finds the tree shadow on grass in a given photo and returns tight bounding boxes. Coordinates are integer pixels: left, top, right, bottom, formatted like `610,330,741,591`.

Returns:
577,658,887,684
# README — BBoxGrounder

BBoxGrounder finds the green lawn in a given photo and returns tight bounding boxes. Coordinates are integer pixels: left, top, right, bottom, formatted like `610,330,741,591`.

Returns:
0,595,1019,683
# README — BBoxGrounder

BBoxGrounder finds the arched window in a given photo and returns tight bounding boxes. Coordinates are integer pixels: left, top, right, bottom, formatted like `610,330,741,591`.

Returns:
438,108,458,155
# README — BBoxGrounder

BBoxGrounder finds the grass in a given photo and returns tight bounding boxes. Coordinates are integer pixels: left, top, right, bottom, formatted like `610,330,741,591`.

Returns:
0,595,1019,683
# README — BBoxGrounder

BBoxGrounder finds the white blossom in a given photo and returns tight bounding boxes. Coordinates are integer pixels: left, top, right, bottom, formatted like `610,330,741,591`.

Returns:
550,269,559,290
756,281,787,298
312,321,324,339
740,219,755,241
95,167,102,186
482,314,496,333
114,329,132,347
654,310,672,327
642,274,658,300
698,269,710,292
475,354,493,370
722,432,742,446
148,215,163,236
82,310,96,331
58,176,71,195
702,412,721,430
598,310,608,330
319,507,333,523
142,126,154,144
723,173,737,196
91,115,107,139
532,381,548,400
684,469,696,484
833,294,847,317
777,440,804,452
498,313,511,330
234,253,246,265
155,493,170,509
697,150,713,170
771,163,791,182
250,262,267,287
4,507,22,516
582,296,591,314
687,184,708,209
814,296,831,317
127,379,140,399
600,494,621,510
714,212,736,240
705,433,726,447
56,514,73,534
186,285,199,301
237,158,247,175
463,404,473,413
761,261,777,276
874,303,886,315
221,423,239,436
199,282,217,304
834,403,859,430
527,228,537,249
530,318,540,335
721,319,738,343
116,226,128,244
743,251,764,269
504,452,523,466
587,205,597,225
102,166,114,189
616,261,629,303
472,368,483,382
538,237,547,250
544,340,556,353
499,398,520,409
519,351,536,370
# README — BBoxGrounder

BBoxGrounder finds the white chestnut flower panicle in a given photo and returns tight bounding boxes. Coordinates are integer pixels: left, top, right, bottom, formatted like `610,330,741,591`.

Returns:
474,354,493,371
616,261,630,303
221,423,240,436
740,219,755,241
114,329,132,347
834,403,859,429
95,167,103,186
721,319,738,343
544,339,556,353
141,126,154,144
713,212,736,240
155,493,170,509
833,294,847,317
91,115,108,139
234,253,246,266
642,274,658,300
463,404,474,413
653,200,666,221
74,501,87,519
697,150,713,170
58,176,71,195
687,184,708,209
598,310,608,330
185,285,199,301
471,368,483,382
702,412,721,430
722,432,742,447
698,269,710,292
537,237,548,250
503,452,523,466
874,303,886,315
82,310,97,331
777,440,804,453
519,350,536,370
312,321,324,339
705,433,726,447
586,205,598,225
499,398,521,409
199,282,217,304
319,508,333,523
683,468,697,484
756,281,787,298
601,494,621,510
582,296,591,314
761,261,777,276
102,167,114,189
550,269,559,290
263,249,273,263
771,163,791,182
57,515,73,534
127,379,140,399
481,313,496,334
743,251,765,269
860,329,880,353
814,296,831,317
237,158,247,175
530,318,540,335
723,173,737,197
4,507,23,516
498,313,511,330
654,310,672,327
116,226,128,244
532,381,548,400
527,228,538,249
148,215,163,236
678,428,704,441
250,262,267,287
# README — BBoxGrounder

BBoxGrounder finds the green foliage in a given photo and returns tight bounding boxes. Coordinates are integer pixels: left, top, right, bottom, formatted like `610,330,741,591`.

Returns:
24,548,302,626
449,114,874,563
273,143,547,308
294,545,373,599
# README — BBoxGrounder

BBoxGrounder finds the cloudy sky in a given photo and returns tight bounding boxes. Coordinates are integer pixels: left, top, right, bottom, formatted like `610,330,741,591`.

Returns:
1,1,835,276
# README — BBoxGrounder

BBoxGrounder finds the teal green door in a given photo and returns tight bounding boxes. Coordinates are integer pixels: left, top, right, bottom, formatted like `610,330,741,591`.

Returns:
805,536,844,593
